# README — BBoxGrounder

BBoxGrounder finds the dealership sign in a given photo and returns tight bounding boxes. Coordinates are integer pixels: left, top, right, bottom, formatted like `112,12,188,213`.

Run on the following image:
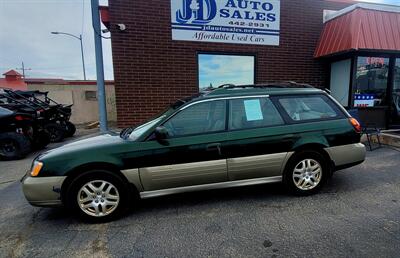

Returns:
171,0,280,45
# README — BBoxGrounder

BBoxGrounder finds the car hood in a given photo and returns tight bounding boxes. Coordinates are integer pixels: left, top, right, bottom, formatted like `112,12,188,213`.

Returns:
39,133,126,159
63,133,122,147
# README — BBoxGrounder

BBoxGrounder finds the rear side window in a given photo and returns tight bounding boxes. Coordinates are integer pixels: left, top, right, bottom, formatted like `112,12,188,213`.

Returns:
229,97,284,130
278,95,341,122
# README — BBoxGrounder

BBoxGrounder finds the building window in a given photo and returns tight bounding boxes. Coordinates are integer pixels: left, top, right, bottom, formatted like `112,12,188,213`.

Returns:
85,91,97,101
354,57,389,107
198,54,255,91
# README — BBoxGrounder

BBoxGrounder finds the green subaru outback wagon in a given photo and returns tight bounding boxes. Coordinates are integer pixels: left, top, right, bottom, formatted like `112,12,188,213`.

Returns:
22,84,366,221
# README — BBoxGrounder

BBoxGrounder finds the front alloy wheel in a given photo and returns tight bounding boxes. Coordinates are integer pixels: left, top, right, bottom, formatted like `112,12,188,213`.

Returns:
77,180,120,217
67,170,130,222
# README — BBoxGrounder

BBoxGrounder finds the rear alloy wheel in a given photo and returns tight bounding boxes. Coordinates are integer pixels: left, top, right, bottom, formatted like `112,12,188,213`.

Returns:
292,159,322,191
284,150,328,195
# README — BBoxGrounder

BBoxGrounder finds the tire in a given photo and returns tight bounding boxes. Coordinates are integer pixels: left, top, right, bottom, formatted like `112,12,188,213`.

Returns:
31,130,51,149
283,150,329,196
66,170,130,222
65,121,76,137
44,123,66,143
0,132,31,160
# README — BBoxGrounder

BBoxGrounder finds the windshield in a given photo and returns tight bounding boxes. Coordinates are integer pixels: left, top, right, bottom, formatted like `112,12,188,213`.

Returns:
128,115,165,140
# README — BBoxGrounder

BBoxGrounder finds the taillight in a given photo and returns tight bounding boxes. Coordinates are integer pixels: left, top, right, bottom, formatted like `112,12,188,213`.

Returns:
15,115,29,121
349,117,362,133
36,109,44,116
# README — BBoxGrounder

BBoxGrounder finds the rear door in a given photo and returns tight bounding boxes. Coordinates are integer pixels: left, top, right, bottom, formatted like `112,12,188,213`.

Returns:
224,96,294,181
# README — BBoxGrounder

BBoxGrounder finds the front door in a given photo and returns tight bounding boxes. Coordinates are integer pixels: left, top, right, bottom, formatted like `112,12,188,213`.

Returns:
139,99,228,191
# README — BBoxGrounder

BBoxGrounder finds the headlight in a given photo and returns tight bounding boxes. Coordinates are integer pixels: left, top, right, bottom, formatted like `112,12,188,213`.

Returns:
31,161,44,177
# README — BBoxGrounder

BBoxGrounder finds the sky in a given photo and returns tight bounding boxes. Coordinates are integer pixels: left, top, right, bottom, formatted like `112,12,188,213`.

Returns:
0,0,399,81
0,0,112,80
361,0,400,3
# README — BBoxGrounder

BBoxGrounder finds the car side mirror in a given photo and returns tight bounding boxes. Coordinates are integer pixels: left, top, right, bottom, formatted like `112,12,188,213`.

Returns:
154,126,169,141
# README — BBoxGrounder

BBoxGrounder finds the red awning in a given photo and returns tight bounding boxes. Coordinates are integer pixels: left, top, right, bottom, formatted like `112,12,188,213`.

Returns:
315,5,400,58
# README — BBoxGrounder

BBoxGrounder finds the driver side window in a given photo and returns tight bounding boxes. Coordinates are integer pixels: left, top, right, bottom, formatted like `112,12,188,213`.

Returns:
163,100,226,137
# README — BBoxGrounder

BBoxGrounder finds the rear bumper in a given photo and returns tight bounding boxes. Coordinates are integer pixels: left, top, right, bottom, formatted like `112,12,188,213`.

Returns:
325,143,366,169
21,175,66,207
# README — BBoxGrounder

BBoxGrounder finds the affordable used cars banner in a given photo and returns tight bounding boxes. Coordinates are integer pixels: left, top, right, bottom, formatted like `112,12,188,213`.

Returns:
171,0,280,45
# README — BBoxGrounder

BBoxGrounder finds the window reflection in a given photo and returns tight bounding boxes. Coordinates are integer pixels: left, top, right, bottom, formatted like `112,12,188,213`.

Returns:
198,54,255,92
354,57,389,107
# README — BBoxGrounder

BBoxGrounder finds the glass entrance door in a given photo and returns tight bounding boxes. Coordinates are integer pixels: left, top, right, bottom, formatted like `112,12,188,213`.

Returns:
354,57,389,107
391,59,400,127
353,56,389,129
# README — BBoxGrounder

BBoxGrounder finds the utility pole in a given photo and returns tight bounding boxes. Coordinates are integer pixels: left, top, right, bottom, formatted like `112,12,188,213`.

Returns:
16,62,32,78
91,0,108,132
79,34,87,80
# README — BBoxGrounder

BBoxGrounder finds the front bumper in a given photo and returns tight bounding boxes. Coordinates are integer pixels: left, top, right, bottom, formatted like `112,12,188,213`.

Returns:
21,175,66,207
325,143,366,168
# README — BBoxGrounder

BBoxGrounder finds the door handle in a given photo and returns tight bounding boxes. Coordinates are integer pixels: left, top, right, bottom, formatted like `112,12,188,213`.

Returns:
206,143,222,155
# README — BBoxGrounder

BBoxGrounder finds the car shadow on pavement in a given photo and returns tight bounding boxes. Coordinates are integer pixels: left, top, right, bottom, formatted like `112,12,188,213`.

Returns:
126,182,299,219
33,182,291,223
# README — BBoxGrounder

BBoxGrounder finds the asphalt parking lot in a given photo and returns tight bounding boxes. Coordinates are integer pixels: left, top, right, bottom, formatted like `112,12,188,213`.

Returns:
0,136,399,258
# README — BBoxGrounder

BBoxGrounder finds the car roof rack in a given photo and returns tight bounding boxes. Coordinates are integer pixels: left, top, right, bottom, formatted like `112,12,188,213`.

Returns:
216,81,315,89
217,84,237,89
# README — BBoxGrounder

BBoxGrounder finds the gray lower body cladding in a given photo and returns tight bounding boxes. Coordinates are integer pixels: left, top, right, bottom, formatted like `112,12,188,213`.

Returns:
21,144,365,207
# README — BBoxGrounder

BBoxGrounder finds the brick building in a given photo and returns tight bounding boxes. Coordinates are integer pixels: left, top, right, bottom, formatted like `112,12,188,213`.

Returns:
0,70,27,90
107,0,400,128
